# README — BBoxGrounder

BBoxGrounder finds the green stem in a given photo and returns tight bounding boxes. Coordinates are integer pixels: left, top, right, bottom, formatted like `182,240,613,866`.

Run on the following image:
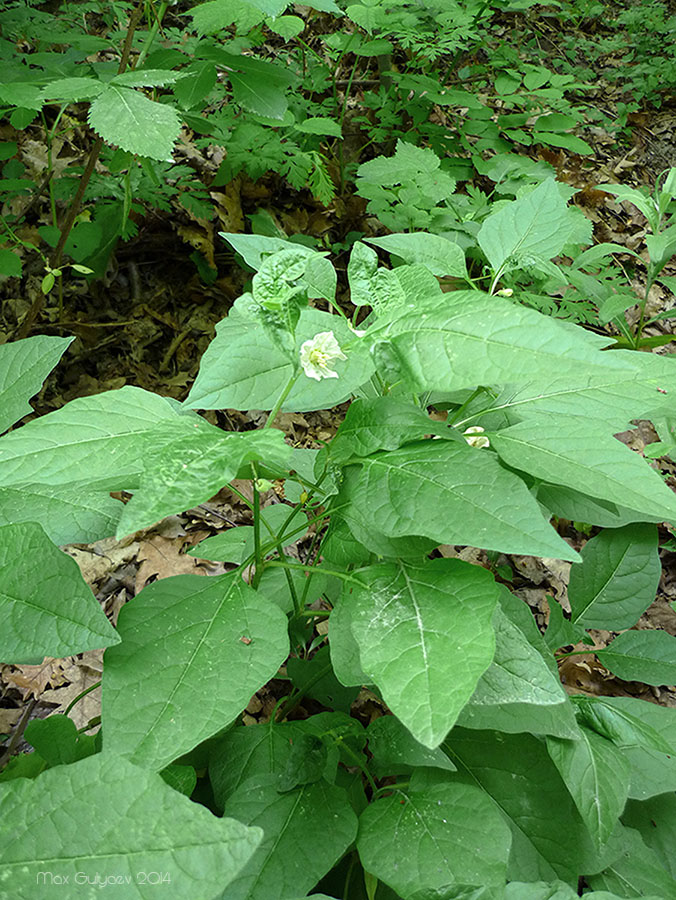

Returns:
264,369,301,430
64,680,101,716
251,465,263,589
274,661,334,721
267,559,365,587
338,739,378,795
134,0,169,70
633,265,658,348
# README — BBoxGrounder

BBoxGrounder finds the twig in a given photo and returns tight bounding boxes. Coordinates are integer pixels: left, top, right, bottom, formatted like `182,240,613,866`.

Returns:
0,697,37,769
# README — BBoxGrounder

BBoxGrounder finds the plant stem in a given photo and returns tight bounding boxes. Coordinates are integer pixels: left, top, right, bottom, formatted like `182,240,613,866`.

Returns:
264,369,301,430
633,265,658,348
267,559,365,586
64,680,102,716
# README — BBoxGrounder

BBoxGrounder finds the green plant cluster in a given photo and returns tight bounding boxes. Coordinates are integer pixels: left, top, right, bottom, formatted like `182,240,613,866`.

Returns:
3,220,676,896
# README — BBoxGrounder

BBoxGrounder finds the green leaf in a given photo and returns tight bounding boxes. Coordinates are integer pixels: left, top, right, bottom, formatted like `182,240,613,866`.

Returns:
39,76,106,102
0,386,188,491
595,698,676,801
0,754,261,899
357,776,512,896
102,573,289,771
327,396,454,466
469,605,567,707
596,630,676,686
189,504,294,564
443,728,611,883
111,68,180,88
0,335,72,434
329,590,372,688
222,55,293,119
160,763,197,796
572,696,675,755
190,0,266,33
365,232,468,278
458,603,580,739
347,440,579,561
491,417,676,521
295,116,342,137
568,525,661,629
537,483,663,529
173,61,217,109
24,715,96,767
287,645,359,714
546,726,630,847
0,522,120,663
543,596,588,651
221,232,314,270
0,483,120,545
487,349,676,432
0,247,21,277
586,826,676,897
347,241,378,307
222,774,358,900
88,86,181,161
533,132,593,154
115,422,290,537
478,179,592,274
623,793,676,881
339,558,500,748
366,715,457,778
367,289,618,394
184,307,374,413
209,713,362,808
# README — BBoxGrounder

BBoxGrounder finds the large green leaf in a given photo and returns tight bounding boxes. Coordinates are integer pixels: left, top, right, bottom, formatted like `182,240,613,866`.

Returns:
102,573,289,771
347,441,579,560
0,386,187,491
340,558,499,748
0,335,72,434
477,178,592,273
366,289,617,394
222,774,358,900
184,307,373,412
0,483,121,544
116,422,290,537
0,753,261,900
491,417,676,521
88,85,181,160
568,525,661,629
443,728,612,883
486,350,676,432
357,774,512,896
595,630,676,685
546,727,631,847
0,522,120,663
365,232,468,278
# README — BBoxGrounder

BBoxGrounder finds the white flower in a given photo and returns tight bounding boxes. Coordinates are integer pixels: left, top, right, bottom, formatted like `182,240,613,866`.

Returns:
300,331,347,381
496,288,513,297
463,425,490,448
